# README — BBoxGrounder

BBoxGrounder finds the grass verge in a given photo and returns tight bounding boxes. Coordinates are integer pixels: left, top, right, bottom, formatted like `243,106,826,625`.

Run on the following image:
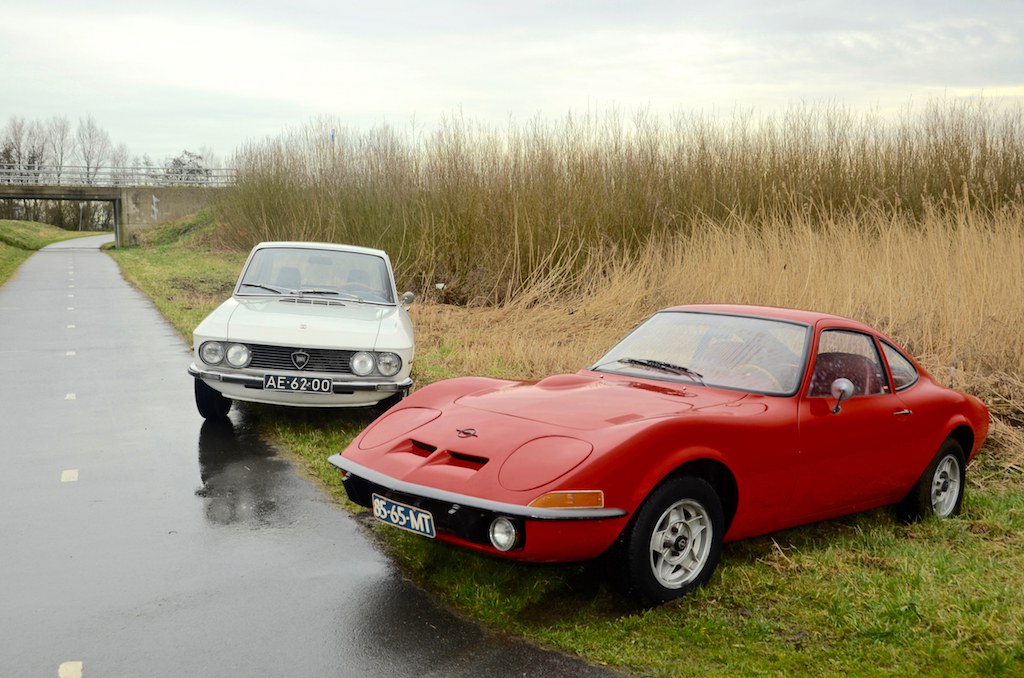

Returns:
108,214,1024,676
0,220,105,284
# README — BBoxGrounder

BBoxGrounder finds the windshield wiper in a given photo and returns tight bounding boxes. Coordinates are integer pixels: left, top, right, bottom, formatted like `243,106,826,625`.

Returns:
297,288,343,296
240,282,289,294
602,357,705,384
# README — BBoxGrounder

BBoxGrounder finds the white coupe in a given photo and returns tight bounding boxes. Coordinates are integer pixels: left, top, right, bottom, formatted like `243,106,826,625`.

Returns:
188,241,415,420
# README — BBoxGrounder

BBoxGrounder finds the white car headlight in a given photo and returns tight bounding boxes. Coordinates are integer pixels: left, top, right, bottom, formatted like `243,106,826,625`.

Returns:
200,341,224,365
226,343,251,368
350,351,375,376
376,352,402,377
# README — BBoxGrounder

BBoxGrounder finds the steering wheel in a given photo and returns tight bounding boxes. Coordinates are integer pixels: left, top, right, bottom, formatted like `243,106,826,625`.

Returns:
736,364,783,391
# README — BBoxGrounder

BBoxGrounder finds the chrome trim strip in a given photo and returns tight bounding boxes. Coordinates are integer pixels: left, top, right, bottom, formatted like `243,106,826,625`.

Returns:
189,364,412,392
329,455,628,521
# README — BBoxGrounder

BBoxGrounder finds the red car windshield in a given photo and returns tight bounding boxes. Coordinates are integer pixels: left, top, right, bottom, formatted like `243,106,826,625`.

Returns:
592,311,811,395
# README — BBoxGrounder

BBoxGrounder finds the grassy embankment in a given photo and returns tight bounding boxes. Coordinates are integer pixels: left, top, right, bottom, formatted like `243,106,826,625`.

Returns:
111,103,1023,676
0,220,104,282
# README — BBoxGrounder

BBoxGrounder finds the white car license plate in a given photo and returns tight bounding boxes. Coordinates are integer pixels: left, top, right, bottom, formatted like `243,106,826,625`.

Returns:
372,494,436,538
263,374,333,393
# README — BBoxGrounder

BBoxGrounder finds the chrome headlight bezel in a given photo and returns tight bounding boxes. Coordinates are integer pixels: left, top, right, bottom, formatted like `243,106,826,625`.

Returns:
225,343,251,368
376,352,402,377
199,341,225,365
350,351,375,377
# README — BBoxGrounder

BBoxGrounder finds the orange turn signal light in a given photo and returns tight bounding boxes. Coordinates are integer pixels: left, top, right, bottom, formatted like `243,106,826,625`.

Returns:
528,490,605,509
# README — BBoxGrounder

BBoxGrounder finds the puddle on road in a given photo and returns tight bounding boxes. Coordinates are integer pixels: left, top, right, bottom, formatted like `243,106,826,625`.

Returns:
195,416,298,529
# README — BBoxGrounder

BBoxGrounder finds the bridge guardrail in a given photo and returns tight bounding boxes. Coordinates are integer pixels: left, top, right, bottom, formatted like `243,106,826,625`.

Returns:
0,165,236,188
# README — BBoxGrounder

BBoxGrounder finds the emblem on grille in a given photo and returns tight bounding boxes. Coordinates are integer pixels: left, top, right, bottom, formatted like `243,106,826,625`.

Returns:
456,428,478,438
291,350,310,370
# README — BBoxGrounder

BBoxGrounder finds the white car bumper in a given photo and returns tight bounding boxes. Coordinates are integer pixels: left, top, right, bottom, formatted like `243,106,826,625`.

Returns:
189,363,412,408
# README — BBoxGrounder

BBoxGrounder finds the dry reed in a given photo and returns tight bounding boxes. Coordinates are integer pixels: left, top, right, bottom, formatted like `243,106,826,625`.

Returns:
211,102,1023,472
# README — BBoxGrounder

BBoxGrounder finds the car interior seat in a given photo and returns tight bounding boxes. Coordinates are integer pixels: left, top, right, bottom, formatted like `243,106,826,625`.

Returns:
808,352,883,397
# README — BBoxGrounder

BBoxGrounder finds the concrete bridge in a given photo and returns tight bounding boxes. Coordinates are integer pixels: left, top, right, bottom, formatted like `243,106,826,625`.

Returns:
0,166,236,246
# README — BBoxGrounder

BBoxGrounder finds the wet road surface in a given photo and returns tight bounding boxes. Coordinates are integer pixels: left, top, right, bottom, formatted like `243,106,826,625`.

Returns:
0,235,621,677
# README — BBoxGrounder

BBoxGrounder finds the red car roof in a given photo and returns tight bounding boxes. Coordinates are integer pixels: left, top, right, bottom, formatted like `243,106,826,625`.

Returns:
663,304,874,331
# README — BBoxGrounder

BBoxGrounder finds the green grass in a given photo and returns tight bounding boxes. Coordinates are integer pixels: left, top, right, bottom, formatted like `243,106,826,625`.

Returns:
0,220,103,284
108,214,247,341
108,218,1024,676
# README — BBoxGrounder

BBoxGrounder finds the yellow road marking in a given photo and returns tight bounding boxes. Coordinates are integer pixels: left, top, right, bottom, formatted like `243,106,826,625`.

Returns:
58,661,83,678
61,469,79,483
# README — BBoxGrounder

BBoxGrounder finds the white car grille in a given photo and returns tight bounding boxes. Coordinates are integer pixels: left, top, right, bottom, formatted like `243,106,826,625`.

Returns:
248,344,355,374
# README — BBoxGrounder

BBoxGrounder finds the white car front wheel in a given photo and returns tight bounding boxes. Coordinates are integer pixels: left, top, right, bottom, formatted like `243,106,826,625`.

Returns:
195,379,232,420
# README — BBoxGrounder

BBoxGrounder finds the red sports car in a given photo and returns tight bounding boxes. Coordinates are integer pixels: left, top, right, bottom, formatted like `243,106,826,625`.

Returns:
329,304,989,604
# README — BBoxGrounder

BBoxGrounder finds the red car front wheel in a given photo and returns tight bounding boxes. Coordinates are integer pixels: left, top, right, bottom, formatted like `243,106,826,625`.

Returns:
620,476,724,605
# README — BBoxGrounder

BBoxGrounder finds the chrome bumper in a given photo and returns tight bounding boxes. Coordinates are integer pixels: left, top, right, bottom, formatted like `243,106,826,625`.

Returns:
329,455,627,521
188,363,412,393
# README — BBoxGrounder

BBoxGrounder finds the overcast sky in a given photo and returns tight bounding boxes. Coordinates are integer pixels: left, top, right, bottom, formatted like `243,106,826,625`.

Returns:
2,0,1022,163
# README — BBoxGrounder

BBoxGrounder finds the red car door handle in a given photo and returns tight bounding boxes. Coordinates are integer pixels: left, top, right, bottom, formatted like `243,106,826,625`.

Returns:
893,409,913,416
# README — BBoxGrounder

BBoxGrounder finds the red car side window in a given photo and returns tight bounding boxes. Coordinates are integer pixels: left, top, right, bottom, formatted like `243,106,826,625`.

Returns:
808,330,888,397
881,341,920,390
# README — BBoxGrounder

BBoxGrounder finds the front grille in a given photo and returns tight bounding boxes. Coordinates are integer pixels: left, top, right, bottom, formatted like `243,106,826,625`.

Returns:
248,343,355,374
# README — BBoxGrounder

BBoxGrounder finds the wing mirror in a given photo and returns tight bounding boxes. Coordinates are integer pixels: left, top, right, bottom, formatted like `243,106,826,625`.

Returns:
830,378,855,413
401,291,415,306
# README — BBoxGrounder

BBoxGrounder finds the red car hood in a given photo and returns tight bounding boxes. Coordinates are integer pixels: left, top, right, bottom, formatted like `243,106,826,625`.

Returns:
454,372,741,429
345,373,747,499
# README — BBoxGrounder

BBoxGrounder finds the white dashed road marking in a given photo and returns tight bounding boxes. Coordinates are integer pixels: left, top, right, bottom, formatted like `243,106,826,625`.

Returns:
58,661,83,678
65,393,76,400
60,469,79,483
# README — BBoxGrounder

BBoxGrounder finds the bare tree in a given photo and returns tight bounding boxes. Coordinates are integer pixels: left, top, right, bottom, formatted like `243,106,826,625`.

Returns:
110,142,131,184
25,120,46,174
75,115,111,183
198,144,221,170
2,116,27,170
47,116,74,183
165,150,211,184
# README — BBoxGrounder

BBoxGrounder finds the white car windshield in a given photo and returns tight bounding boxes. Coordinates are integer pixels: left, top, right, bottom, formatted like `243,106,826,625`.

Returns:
237,247,395,305
592,311,811,395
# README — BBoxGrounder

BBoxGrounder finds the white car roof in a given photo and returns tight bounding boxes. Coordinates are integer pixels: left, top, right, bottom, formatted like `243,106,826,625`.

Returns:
252,241,390,259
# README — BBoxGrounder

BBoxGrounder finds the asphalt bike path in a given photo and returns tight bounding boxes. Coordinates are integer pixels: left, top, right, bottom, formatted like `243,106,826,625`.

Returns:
0,234,620,677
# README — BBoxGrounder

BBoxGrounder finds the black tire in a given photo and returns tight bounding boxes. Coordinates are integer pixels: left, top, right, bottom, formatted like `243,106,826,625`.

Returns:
619,476,724,606
897,438,966,522
195,378,232,420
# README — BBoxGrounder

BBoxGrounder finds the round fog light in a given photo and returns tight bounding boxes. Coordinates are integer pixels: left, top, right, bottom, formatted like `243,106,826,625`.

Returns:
489,517,517,552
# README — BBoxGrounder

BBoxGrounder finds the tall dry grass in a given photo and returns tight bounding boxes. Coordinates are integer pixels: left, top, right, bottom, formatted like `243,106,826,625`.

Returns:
411,207,1023,473
217,100,1024,303
212,101,1023,471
